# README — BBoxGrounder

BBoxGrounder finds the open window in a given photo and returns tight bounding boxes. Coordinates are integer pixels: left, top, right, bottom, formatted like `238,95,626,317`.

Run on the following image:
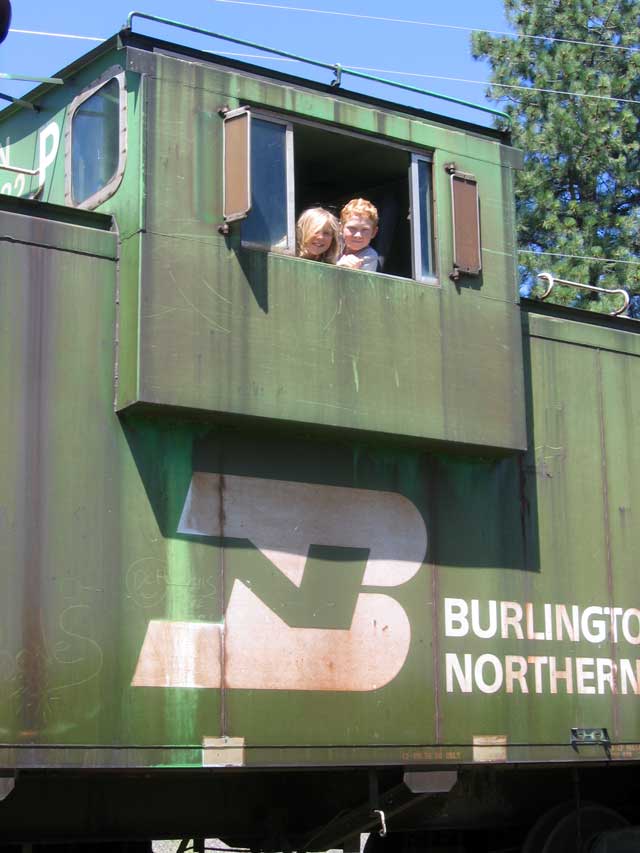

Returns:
223,109,436,283
65,67,127,209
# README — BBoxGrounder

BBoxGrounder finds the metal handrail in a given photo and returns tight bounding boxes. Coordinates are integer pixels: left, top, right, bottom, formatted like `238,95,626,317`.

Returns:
0,163,38,175
0,72,63,111
537,272,630,316
124,11,511,124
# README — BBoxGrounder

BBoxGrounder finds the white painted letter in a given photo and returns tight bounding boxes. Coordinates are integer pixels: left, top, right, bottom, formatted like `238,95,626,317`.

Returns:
0,137,9,167
475,654,503,694
500,601,524,640
620,659,640,695
582,607,606,644
622,610,640,645
38,121,60,189
549,656,573,694
576,658,595,694
596,658,616,694
505,655,528,693
555,605,580,642
527,656,548,693
445,653,472,693
471,599,497,640
526,603,545,641
444,598,469,638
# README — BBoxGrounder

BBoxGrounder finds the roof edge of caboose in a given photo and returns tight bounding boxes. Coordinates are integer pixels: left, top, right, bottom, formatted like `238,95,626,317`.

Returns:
0,27,513,147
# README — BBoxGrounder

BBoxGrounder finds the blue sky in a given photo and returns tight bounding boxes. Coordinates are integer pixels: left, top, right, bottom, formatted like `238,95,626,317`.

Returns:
0,0,514,126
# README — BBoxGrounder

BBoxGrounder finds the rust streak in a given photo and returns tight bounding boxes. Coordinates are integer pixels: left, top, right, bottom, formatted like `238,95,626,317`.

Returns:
432,564,441,744
597,352,619,736
20,246,49,736
219,471,227,737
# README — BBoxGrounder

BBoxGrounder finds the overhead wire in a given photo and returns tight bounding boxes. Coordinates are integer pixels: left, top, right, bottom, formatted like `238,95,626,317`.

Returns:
3,18,638,273
519,250,640,267
9,28,103,42
7,30,635,108
211,0,640,54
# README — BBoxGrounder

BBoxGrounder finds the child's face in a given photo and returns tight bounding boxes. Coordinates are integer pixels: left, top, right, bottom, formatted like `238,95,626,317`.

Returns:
342,216,377,253
307,223,334,257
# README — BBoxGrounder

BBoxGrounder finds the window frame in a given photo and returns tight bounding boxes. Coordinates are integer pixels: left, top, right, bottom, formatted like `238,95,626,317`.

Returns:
410,153,438,285
234,107,437,283
64,66,127,210
239,110,296,254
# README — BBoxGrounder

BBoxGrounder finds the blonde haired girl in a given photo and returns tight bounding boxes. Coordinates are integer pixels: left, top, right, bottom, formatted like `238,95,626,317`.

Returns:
296,207,340,264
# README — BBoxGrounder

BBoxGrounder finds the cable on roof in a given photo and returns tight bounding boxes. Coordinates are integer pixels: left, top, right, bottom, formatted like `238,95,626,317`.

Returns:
124,10,510,122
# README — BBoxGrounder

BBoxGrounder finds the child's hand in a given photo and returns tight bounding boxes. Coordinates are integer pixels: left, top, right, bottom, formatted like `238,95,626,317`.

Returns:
337,254,364,270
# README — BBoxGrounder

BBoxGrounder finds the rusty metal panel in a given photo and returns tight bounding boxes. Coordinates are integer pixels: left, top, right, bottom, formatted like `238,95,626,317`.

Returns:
223,107,251,222
450,171,481,276
0,207,119,753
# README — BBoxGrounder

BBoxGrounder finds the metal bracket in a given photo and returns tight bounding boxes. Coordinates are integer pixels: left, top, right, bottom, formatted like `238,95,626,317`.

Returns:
372,809,387,838
571,727,611,756
0,72,63,112
537,272,629,316
331,63,343,87
0,91,39,111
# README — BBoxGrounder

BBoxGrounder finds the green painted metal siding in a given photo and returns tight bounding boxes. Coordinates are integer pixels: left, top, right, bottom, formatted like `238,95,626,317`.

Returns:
0,207,120,750
129,235,523,447
0,44,144,239
4,39,640,780
2,201,640,771
116,51,526,451
0,40,526,450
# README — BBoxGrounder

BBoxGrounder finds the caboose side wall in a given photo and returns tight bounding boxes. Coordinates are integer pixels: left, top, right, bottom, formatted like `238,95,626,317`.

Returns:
5,34,640,846
3,172,640,850
435,306,640,763
113,44,528,452
2,198,640,776
0,203,121,756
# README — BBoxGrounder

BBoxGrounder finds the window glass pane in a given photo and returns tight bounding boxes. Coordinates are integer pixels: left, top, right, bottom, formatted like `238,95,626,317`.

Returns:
242,118,288,248
72,79,120,205
418,160,434,279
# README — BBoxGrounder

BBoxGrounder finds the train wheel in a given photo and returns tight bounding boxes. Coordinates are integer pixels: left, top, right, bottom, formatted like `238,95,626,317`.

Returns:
522,802,628,853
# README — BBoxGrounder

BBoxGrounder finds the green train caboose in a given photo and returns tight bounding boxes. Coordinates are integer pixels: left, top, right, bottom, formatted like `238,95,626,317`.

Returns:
1,14,639,852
